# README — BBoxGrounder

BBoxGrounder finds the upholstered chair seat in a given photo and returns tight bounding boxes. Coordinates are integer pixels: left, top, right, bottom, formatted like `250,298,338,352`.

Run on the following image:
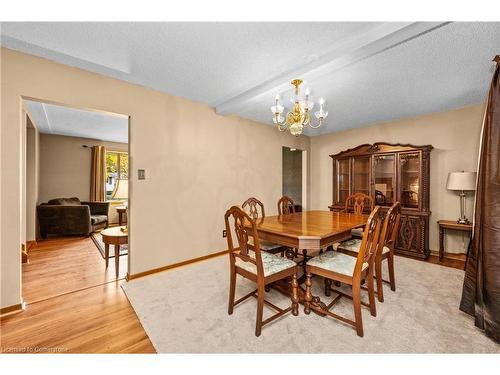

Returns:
334,238,390,255
247,237,284,252
351,227,364,238
235,250,296,277
307,251,368,276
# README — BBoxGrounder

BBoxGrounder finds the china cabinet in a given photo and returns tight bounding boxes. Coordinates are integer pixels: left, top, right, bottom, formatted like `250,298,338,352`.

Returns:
329,143,433,259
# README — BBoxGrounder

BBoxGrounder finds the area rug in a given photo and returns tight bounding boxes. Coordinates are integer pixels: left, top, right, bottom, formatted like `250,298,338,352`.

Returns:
121,255,500,353
90,231,128,259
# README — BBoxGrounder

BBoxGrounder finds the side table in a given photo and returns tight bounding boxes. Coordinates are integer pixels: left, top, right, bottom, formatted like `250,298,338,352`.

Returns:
101,226,128,277
437,220,473,261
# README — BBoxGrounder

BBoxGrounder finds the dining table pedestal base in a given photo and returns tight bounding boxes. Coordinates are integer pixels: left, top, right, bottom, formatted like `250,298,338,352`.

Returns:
269,277,327,317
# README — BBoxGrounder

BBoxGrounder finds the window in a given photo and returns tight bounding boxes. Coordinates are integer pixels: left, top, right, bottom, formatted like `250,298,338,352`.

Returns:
105,151,128,201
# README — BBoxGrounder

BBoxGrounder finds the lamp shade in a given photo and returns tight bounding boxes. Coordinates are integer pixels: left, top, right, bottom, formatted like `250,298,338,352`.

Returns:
112,179,128,199
446,172,477,191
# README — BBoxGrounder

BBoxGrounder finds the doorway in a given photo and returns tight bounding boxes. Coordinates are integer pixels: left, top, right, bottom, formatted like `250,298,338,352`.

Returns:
282,146,306,211
21,98,130,303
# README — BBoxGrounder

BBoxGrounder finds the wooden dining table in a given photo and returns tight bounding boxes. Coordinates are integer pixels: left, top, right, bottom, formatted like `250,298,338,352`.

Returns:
247,210,369,309
253,210,368,253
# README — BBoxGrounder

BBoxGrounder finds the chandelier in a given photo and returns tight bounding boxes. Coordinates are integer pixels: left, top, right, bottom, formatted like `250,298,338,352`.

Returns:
270,79,328,136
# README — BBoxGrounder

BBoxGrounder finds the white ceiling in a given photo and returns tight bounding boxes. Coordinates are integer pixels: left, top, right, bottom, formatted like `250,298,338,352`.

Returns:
3,22,500,136
24,100,128,143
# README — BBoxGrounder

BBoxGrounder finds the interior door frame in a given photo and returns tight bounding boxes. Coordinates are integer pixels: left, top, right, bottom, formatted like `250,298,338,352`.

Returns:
281,146,308,211
19,96,132,301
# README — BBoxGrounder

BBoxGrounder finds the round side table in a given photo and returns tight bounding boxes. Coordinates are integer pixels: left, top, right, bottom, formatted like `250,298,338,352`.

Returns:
101,226,128,277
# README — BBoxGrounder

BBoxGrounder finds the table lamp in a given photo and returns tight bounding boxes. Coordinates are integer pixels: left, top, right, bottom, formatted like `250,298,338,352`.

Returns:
446,171,477,224
112,179,128,231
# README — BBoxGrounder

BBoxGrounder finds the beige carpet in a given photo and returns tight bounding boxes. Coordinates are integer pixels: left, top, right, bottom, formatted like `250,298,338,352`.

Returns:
122,255,500,353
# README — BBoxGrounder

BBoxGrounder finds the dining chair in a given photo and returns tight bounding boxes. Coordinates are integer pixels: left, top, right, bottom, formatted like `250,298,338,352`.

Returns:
277,195,295,215
225,206,299,337
335,201,401,302
341,192,375,238
304,206,383,337
242,197,287,256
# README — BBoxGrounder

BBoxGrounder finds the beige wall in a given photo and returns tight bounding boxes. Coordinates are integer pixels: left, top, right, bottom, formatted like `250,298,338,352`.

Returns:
38,133,128,225
0,48,310,308
310,104,484,254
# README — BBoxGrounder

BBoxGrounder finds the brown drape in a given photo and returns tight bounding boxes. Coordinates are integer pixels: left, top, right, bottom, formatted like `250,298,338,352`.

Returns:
90,145,106,202
460,57,500,344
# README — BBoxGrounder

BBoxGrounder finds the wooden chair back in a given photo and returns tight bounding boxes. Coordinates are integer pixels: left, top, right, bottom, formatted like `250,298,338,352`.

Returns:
377,202,401,257
343,192,374,215
242,197,265,221
354,206,383,277
277,196,295,215
224,206,264,277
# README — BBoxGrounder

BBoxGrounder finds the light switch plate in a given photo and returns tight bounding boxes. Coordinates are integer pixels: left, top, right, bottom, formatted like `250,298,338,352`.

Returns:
138,169,146,180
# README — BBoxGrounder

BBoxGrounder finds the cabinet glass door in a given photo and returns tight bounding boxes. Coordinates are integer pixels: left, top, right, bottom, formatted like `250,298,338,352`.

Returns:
336,159,350,203
372,154,395,206
399,152,420,209
352,157,370,196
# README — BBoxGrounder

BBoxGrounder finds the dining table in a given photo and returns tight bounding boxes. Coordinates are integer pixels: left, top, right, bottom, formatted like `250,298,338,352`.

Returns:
247,210,369,310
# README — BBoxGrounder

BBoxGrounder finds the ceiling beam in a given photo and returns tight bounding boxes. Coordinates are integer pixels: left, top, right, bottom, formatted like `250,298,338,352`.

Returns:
214,22,450,116
41,103,53,133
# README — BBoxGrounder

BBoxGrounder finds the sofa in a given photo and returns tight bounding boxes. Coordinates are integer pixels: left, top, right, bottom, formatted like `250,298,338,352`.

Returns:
37,197,110,238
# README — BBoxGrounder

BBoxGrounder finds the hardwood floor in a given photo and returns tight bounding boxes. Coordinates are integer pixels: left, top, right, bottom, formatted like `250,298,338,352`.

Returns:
22,236,128,303
0,236,155,353
398,251,466,270
426,253,466,270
